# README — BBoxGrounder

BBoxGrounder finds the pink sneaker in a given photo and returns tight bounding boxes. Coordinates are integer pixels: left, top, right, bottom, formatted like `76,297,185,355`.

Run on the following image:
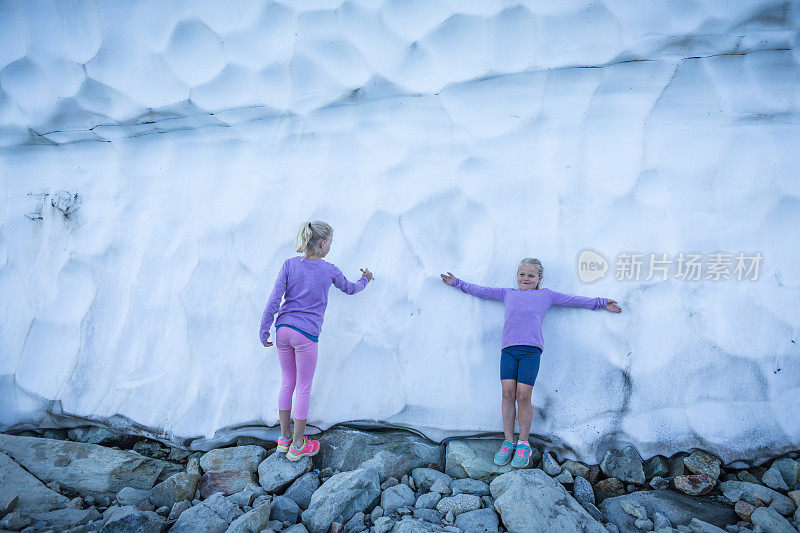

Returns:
277,432,293,453
286,436,320,461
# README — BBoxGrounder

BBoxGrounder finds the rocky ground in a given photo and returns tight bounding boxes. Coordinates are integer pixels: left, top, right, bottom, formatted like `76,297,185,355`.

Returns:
0,427,798,533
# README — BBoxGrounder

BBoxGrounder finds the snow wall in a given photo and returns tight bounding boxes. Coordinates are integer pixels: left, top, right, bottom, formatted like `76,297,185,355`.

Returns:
1,0,799,464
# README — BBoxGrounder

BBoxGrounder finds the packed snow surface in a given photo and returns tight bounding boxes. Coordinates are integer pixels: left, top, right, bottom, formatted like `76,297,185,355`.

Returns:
1,1,799,463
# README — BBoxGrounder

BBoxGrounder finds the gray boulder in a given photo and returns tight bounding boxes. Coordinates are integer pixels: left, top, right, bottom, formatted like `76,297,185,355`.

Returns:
750,506,797,533
772,458,800,488
284,472,320,509
454,508,499,532
686,518,726,533
284,524,310,533
413,507,442,524
573,476,595,507
116,487,152,507
0,450,70,513
411,468,453,492
415,492,442,509
258,452,312,493
271,495,300,524
313,428,441,480
599,490,736,533
683,451,721,481
200,470,256,499
542,453,561,476
301,468,381,533
67,426,123,445
600,446,646,485
149,471,199,509
170,492,243,532
382,484,416,516
436,494,481,516
718,481,796,515
0,434,171,500
764,467,791,491
643,456,670,479
99,506,164,532
390,516,449,532
490,469,606,533
344,511,366,532
200,446,267,474
446,439,540,481
225,501,272,533
225,483,266,508
29,507,102,529
451,478,491,496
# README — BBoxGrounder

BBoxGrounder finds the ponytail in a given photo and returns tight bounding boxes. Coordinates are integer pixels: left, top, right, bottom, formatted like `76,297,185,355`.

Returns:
294,221,333,256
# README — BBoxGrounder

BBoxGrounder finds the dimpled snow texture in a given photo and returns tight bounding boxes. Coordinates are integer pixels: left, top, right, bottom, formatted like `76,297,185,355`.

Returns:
1,1,799,463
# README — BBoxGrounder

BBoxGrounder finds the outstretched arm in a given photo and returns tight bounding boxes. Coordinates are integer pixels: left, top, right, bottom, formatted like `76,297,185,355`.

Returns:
332,265,370,295
547,288,608,311
260,261,288,346
441,272,505,301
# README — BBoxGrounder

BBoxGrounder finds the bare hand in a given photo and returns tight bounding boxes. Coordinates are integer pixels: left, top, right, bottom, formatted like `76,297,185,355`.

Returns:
440,272,455,286
264,341,273,347
605,299,622,314
361,268,373,282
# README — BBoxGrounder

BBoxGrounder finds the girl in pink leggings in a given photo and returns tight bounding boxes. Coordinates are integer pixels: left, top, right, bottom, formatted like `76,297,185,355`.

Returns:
260,221,372,461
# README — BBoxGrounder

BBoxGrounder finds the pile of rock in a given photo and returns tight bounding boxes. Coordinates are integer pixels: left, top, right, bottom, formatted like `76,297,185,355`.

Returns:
0,426,798,533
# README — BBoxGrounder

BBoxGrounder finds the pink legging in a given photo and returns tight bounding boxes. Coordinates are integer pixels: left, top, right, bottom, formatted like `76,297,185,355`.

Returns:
276,327,318,420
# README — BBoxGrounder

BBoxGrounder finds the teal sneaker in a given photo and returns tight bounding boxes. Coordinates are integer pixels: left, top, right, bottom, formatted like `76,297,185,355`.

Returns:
494,439,516,466
511,442,532,468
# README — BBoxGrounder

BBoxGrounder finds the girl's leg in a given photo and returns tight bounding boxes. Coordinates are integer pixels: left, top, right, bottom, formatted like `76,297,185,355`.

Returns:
276,328,297,438
501,379,517,442
515,383,534,442
290,334,319,448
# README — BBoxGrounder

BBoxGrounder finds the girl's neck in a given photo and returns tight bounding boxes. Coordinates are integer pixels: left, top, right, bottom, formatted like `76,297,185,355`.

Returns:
304,254,321,260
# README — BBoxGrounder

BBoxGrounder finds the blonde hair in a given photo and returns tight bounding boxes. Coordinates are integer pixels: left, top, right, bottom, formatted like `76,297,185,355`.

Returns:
295,221,333,256
519,257,543,290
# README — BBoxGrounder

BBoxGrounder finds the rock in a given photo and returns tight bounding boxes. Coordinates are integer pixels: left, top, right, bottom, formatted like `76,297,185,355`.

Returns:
343,511,366,532
763,468,791,491
150,471,200,508
200,446,267,474
599,490,736,533
381,478,399,490
644,456,670,480
652,511,672,530
67,427,124,446
606,524,621,533
371,506,384,522
542,453,562,476
169,447,193,462
1,494,19,516
373,516,394,533
738,471,762,485
650,477,670,490
204,491,245,523
116,487,152,508
301,468,380,533
735,501,757,521
313,428,441,481
99,506,164,532
391,515,448,532
0,509,31,530
226,483,266,508
381,484,415,516
454,508,499,532
687,518,727,533
444,510,454,524
199,469,256,499
674,474,716,496
430,479,451,495
594,478,626,503
556,470,575,485
168,500,192,520
284,525,310,533
788,490,800,508
435,494,481,516
170,497,230,532
27,507,102,530
481,495,494,508
0,434,172,500
413,508,442,524
258,452,312,493
620,501,648,520
226,501,273,533
634,518,654,530
284,472,320,509
587,465,602,484
490,469,606,532
270,495,300,524
415,492,442,509
451,478,491,496
750,506,797,533
0,450,71,513
562,460,591,480
719,481,797,516
445,439,540,481
683,452,722,481
669,454,688,477
583,500,604,522
600,447,646,485
573,476,596,507
772,459,800,489
411,468,453,492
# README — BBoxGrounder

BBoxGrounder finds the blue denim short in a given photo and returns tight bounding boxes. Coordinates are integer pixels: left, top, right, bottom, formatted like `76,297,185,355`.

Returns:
500,345,542,386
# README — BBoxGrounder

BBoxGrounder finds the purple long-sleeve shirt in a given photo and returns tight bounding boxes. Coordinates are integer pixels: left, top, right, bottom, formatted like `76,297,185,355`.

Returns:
452,278,607,351
260,256,369,345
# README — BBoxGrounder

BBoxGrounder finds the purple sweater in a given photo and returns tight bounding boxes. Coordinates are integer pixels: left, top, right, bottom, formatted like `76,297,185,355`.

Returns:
260,256,369,345
452,278,607,351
